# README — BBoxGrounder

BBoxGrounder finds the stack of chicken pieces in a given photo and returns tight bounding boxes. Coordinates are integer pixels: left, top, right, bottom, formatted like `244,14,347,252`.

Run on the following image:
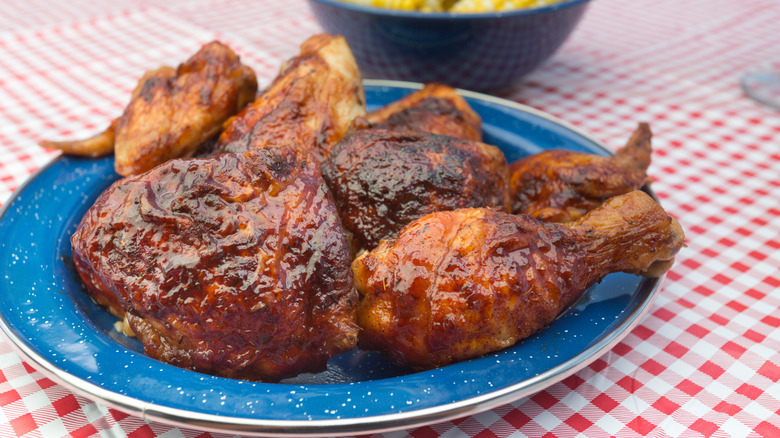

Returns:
45,34,685,381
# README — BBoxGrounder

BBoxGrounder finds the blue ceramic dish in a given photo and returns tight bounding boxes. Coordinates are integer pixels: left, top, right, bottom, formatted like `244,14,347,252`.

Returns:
308,0,591,91
0,80,662,436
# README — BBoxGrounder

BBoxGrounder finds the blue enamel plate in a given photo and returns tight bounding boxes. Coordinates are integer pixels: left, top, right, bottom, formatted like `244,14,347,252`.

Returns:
0,80,663,436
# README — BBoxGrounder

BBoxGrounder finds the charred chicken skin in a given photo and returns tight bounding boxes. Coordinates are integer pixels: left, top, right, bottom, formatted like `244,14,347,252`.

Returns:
509,123,653,222
352,190,684,369
41,41,258,176
365,83,482,141
321,129,510,255
71,145,358,381
211,34,366,162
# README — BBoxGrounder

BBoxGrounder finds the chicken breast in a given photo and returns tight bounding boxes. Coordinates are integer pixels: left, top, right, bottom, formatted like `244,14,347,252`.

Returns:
211,34,366,162
71,145,357,381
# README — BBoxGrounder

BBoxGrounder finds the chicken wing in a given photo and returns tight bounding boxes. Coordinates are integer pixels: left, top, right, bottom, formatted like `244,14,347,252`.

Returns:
352,190,684,369
71,145,357,381
211,34,366,162
39,119,118,158
321,129,510,254
509,123,653,222
366,83,482,141
41,41,258,176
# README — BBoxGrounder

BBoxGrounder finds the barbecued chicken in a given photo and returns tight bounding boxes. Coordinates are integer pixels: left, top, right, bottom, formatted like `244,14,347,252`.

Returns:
210,34,365,162
510,123,653,222
353,190,684,369
366,83,482,141
70,145,358,381
41,42,258,176
322,129,510,255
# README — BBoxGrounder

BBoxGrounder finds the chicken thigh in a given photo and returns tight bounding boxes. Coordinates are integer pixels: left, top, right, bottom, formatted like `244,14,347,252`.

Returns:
71,145,358,381
321,129,510,254
510,123,653,222
352,190,684,369
210,34,366,162
41,41,258,176
366,83,482,141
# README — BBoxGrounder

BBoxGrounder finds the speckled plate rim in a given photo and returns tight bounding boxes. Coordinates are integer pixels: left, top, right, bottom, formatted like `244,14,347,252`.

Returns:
0,79,664,437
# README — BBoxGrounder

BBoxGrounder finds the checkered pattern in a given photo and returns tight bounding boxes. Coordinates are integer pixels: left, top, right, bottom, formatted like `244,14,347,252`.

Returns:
1,0,779,436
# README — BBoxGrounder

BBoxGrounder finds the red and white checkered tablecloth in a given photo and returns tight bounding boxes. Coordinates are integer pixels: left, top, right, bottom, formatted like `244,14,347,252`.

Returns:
1,0,779,436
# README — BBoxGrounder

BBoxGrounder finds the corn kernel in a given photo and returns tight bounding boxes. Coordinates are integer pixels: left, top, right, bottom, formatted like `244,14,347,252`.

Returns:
420,0,446,12
450,0,499,13
371,0,424,9
337,0,564,12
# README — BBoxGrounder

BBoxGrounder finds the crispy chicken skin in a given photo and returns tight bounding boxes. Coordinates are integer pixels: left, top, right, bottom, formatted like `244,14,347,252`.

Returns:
510,123,653,222
365,83,482,141
211,34,366,162
322,129,510,254
352,190,684,369
71,145,358,381
41,42,258,176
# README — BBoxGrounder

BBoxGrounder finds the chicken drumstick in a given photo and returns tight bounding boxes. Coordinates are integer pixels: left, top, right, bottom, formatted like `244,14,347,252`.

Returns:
353,190,684,369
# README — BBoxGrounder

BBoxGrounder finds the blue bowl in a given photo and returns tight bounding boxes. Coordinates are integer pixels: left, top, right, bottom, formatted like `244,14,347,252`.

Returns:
307,0,591,91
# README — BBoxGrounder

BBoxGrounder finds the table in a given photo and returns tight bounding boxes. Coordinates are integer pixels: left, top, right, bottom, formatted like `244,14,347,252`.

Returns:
1,0,778,436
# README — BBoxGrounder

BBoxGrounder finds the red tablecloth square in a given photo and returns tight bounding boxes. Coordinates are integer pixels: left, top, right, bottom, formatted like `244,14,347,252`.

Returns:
755,421,780,438
757,361,780,382
9,412,37,436
676,379,704,397
722,340,749,359
690,418,720,437
652,396,680,415
52,394,81,418
736,383,763,400
627,416,655,435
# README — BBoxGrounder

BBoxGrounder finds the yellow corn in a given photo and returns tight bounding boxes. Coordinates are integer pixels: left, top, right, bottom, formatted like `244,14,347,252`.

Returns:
338,0,563,12
372,0,424,10
449,0,499,12
500,0,560,10
420,0,447,12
